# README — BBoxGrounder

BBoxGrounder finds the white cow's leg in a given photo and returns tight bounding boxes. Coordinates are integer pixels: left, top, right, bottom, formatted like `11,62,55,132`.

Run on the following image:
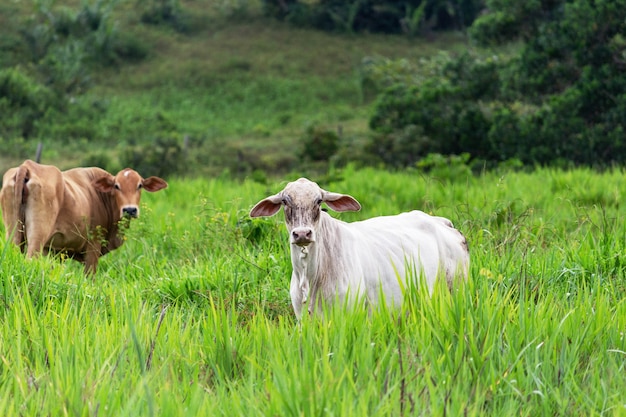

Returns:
290,273,305,319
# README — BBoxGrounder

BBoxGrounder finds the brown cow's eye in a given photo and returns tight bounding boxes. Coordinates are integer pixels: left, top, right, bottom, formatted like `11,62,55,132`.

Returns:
114,184,121,190
138,183,143,190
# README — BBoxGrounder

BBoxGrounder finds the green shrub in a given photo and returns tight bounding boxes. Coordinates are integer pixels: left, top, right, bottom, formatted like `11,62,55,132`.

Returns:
367,54,495,167
364,124,433,168
40,41,92,95
470,10,524,46
261,0,301,20
470,0,626,167
470,0,566,47
299,124,339,162
139,0,193,34
81,151,118,172
263,0,484,34
0,136,33,160
34,97,109,143
0,67,54,109
485,106,524,161
120,137,185,178
366,6,626,170
0,67,58,140
414,152,472,181
112,31,150,62
238,215,281,247
19,0,148,98
24,0,128,65
359,56,419,101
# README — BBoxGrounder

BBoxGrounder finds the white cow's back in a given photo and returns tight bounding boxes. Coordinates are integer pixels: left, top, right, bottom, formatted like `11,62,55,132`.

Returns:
305,210,469,314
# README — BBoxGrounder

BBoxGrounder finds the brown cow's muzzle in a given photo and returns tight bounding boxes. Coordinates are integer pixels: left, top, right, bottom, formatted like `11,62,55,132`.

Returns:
122,206,139,218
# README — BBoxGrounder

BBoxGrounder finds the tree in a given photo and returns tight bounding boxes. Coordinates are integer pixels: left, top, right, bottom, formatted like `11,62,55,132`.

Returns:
367,0,626,167
262,0,485,34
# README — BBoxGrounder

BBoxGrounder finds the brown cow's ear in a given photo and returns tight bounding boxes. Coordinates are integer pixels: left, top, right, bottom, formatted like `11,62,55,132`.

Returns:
250,195,283,218
323,193,361,212
92,175,115,193
142,176,168,192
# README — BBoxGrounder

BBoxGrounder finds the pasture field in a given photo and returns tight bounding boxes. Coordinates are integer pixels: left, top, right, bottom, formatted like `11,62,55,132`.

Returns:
1,166,626,415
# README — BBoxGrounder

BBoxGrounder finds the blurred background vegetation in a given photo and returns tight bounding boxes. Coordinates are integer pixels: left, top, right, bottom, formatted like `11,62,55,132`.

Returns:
1,0,624,179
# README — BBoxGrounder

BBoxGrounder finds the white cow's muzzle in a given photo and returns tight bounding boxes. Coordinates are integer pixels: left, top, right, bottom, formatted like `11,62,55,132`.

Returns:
291,227,314,246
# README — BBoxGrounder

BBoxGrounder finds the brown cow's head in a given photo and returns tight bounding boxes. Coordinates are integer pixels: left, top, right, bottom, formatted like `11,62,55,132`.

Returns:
92,169,168,219
250,178,360,246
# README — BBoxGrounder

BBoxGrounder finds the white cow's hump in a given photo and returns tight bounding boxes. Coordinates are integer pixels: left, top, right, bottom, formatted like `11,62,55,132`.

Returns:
352,210,447,232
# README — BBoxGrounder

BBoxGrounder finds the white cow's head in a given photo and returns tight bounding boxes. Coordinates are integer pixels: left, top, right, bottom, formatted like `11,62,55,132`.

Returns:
250,178,361,246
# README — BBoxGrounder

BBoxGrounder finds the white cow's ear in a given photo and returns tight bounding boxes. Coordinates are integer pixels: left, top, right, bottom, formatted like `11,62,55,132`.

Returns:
92,175,115,193
323,192,361,212
250,194,283,217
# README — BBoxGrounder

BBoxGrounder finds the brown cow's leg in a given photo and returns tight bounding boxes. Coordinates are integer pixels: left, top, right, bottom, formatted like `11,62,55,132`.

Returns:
23,178,60,258
83,241,102,275
0,168,24,248
83,255,98,275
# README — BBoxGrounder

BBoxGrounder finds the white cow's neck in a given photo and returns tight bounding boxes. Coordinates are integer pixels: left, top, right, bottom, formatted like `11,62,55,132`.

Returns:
296,245,310,303
290,212,347,314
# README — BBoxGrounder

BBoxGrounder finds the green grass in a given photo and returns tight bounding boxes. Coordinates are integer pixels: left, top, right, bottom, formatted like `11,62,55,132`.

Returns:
2,166,626,415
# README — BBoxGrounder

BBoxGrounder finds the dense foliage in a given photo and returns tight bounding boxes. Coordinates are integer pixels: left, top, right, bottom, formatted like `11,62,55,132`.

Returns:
262,0,484,34
0,0,148,151
368,0,626,168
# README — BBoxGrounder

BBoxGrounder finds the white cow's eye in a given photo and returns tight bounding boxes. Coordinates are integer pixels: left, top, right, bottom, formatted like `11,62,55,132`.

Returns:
316,198,323,205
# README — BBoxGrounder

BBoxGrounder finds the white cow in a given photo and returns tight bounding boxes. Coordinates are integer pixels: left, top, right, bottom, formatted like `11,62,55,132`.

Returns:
250,178,470,318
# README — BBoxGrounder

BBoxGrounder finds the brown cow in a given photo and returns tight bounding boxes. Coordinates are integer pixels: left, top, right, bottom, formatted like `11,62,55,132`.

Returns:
0,159,168,274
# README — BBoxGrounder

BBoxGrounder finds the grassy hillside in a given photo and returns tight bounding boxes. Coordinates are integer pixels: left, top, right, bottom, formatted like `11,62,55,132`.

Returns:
1,167,626,414
0,0,469,177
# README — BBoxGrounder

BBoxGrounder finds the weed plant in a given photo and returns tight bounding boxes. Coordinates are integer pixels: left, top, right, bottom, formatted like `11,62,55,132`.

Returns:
1,167,626,415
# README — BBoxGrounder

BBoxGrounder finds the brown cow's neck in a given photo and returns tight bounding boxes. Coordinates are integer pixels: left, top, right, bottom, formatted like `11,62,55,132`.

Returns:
96,190,124,253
